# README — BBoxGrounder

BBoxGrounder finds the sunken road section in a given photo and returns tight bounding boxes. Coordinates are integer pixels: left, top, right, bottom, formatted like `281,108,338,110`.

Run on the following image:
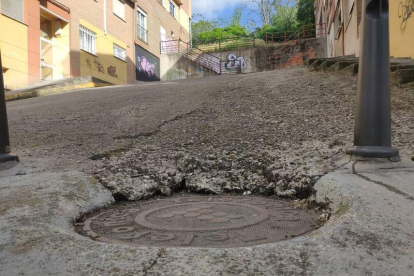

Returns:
78,195,320,248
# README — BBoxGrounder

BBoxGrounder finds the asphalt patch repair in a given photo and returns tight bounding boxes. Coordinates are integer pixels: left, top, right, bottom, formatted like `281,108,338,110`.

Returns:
76,195,320,248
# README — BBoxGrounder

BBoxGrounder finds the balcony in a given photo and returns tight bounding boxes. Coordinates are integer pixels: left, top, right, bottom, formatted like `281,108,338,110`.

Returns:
137,24,148,43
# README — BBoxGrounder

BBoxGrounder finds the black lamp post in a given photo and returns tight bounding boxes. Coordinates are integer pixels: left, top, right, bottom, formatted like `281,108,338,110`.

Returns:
346,0,399,160
0,51,19,163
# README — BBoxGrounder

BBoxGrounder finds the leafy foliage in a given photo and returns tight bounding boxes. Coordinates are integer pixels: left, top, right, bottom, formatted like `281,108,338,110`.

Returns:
297,0,315,26
254,1,299,39
271,3,298,32
196,25,250,45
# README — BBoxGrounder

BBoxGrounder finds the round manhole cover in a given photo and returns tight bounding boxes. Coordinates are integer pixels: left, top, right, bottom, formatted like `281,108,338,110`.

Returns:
79,196,320,248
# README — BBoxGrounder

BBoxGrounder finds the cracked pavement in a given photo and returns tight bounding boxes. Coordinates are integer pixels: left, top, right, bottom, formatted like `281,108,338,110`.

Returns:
7,67,414,199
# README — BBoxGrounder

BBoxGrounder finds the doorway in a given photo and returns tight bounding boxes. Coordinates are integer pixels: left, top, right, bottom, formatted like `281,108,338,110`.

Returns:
40,15,54,80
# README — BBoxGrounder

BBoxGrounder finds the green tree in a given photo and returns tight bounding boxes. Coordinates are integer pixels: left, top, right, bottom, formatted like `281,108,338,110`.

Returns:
254,0,298,39
296,0,315,26
272,0,298,31
191,14,227,43
230,7,243,26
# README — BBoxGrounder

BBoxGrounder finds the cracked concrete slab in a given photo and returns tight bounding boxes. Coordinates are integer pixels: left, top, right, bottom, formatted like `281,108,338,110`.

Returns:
1,156,413,275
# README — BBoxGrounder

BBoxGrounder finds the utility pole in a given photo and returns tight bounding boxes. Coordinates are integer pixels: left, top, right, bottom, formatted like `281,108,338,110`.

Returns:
0,51,19,163
346,0,399,160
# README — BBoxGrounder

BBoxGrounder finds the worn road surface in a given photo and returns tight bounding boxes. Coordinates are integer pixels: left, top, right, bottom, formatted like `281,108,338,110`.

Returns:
2,67,414,276
7,67,414,199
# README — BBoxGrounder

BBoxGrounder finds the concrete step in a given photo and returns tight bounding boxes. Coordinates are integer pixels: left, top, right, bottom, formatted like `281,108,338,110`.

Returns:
391,69,414,85
339,64,359,76
315,60,337,72
327,61,358,74
390,64,414,72
307,57,414,85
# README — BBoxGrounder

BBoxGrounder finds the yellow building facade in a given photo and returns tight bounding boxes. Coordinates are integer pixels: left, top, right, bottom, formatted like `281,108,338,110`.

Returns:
315,0,414,59
1,0,137,91
1,0,193,90
390,1,414,59
0,2,29,90
79,19,129,86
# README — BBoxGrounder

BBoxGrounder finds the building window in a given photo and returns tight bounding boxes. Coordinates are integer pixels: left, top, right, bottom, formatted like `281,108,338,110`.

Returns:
113,44,126,61
169,1,175,18
1,0,23,22
80,25,97,55
137,8,147,43
113,0,125,20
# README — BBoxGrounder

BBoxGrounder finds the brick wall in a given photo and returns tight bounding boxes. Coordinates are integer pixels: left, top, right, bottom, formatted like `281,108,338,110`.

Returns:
135,0,190,58
57,0,136,83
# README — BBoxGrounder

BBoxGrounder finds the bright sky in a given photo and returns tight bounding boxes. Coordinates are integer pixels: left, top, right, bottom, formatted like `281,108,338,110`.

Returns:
192,0,245,21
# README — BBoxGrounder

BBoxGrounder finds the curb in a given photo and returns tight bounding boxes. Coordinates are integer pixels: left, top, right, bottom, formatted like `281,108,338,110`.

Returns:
5,82,112,102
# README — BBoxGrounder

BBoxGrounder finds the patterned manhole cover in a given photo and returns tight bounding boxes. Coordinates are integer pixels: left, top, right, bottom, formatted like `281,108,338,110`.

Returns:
78,196,320,248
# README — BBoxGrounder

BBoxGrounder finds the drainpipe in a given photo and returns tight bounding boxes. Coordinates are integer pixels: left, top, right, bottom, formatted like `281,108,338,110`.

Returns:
342,22,345,56
341,0,345,56
0,51,19,164
104,0,107,35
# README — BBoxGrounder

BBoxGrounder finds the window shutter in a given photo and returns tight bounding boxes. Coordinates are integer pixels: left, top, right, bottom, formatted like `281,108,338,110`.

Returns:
113,0,125,20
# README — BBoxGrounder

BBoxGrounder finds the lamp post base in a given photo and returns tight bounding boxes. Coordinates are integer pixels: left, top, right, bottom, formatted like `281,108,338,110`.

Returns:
346,146,400,161
0,153,19,163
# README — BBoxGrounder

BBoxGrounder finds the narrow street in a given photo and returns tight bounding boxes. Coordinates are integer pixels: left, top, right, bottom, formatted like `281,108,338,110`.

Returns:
7,68,414,198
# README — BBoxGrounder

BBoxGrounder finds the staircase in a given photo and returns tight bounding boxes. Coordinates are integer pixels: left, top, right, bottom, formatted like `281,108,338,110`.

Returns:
161,40,221,74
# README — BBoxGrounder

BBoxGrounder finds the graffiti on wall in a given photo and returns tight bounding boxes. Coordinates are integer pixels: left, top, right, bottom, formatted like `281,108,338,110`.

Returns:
166,67,187,81
224,54,248,71
107,66,118,78
399,0,414,30
136,46,160,81
86,58,92,68
94,59,105,74
137,56,156,77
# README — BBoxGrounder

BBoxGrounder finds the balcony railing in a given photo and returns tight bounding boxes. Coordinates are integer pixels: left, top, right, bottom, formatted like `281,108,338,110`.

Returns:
137,25,148,43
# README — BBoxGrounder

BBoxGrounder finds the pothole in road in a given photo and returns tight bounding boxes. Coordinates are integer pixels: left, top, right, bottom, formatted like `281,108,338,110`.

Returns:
75,195,321,248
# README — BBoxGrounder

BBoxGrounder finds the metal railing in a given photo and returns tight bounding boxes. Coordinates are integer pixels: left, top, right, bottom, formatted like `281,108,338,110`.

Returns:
137,25,148,43
191,36,256,53
265,23,327,43
266,23,327,67
160,40,222,74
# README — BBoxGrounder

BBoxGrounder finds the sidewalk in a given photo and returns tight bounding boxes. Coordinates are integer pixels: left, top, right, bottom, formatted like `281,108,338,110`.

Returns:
0,156,413,276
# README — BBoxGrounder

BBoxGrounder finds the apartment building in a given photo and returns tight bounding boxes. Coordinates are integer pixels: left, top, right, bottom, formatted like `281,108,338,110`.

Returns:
314,0,414,59
134,0,192,81
1,0,136,90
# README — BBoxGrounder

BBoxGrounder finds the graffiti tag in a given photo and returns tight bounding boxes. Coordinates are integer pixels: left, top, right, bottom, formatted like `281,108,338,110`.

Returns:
224,54,248,71
107,66,118,78
94,59,105,73
86,58,92,68
166,67,187,81
137,56,156,77
398,0,414,30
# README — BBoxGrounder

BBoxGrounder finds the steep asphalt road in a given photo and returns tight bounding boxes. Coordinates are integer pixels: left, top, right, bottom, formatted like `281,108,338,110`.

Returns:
6,68,414,198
